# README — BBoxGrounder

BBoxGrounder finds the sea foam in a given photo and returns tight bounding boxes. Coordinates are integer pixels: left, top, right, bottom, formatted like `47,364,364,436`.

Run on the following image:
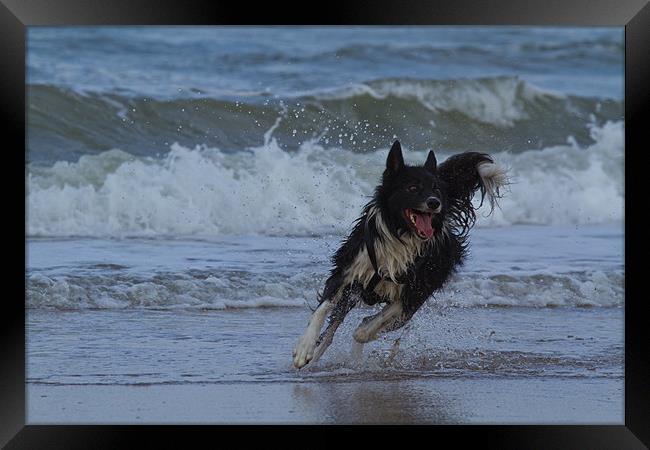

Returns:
27,121,623,238
26,269,623,310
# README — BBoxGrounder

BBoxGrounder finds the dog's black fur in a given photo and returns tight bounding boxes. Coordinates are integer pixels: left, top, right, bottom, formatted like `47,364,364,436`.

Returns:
294,140,504,367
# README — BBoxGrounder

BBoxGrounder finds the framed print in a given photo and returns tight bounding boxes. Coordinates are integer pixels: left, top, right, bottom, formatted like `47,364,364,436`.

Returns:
3,0,649,448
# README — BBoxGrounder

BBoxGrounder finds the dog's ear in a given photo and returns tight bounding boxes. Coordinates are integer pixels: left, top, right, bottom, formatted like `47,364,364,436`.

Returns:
424,150,437,173
386,140,404,172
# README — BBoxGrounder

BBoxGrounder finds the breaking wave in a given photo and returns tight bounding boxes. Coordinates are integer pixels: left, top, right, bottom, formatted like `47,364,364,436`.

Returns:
28,76,622,164
26,267,623,310
27,121,623,237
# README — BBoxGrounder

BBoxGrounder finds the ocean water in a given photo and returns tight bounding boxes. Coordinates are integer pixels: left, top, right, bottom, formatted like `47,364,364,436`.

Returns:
26,26,624,423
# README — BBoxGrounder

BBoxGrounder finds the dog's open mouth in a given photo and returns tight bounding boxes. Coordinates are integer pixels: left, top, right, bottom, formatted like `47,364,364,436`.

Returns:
404,208,435,240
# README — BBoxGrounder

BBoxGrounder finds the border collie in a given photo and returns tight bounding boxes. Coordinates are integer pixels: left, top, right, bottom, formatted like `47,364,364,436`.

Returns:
293,141,508,369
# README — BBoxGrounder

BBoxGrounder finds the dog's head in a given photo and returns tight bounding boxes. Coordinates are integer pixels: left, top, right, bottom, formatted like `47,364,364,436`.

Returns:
378,140,447,240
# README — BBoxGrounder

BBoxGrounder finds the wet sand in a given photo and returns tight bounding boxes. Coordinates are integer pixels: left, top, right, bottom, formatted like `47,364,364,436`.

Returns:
28,376,622,424
27,305,623,424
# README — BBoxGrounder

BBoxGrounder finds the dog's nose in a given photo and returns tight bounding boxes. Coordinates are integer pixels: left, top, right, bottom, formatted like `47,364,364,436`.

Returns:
426,197,441,210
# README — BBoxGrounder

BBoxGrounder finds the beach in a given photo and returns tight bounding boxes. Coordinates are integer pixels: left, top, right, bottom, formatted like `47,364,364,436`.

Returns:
26,26,624,424
27,302,623,424
27,225,624,423
28,377,622,424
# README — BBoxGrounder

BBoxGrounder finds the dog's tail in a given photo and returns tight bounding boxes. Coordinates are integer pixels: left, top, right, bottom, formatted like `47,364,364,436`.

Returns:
437,152,509,236
477,159,509,212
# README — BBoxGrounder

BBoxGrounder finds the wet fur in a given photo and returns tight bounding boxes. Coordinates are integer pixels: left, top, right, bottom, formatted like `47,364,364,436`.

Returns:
293,141,507,368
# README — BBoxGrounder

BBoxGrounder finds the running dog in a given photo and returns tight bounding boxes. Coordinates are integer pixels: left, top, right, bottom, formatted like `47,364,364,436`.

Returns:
293,140,507,368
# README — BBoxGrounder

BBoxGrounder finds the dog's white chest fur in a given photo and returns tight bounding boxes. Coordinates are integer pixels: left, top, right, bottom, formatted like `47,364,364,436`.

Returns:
344,207,427,302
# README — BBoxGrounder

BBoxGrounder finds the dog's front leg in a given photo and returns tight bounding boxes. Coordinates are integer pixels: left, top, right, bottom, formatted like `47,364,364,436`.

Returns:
293,300,334,369
352,301,404,343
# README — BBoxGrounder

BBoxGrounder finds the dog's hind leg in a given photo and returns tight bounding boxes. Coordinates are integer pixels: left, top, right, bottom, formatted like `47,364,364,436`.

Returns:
386,323,412,365
293,299,334,369
310,288,356,365
386,336,402,365
293,274,350,369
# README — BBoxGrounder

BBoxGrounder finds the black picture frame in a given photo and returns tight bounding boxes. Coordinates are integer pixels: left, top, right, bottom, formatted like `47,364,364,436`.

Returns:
3,0,648,448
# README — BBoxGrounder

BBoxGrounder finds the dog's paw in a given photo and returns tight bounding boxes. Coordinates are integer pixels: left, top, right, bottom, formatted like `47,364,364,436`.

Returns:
293,334,317,369
353,326,373,343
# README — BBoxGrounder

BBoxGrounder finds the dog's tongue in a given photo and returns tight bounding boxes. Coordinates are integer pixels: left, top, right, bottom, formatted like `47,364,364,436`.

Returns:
415,213,434,239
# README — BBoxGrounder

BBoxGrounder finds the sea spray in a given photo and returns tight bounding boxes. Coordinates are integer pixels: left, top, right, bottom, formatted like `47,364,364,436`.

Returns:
28,121,623,238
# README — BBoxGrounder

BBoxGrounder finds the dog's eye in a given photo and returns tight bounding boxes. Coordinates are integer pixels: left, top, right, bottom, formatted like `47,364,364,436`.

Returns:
407,185,419,193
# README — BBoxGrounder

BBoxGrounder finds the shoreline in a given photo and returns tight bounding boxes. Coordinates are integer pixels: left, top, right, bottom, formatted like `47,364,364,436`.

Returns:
27,306,624,424
28,377,623,424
